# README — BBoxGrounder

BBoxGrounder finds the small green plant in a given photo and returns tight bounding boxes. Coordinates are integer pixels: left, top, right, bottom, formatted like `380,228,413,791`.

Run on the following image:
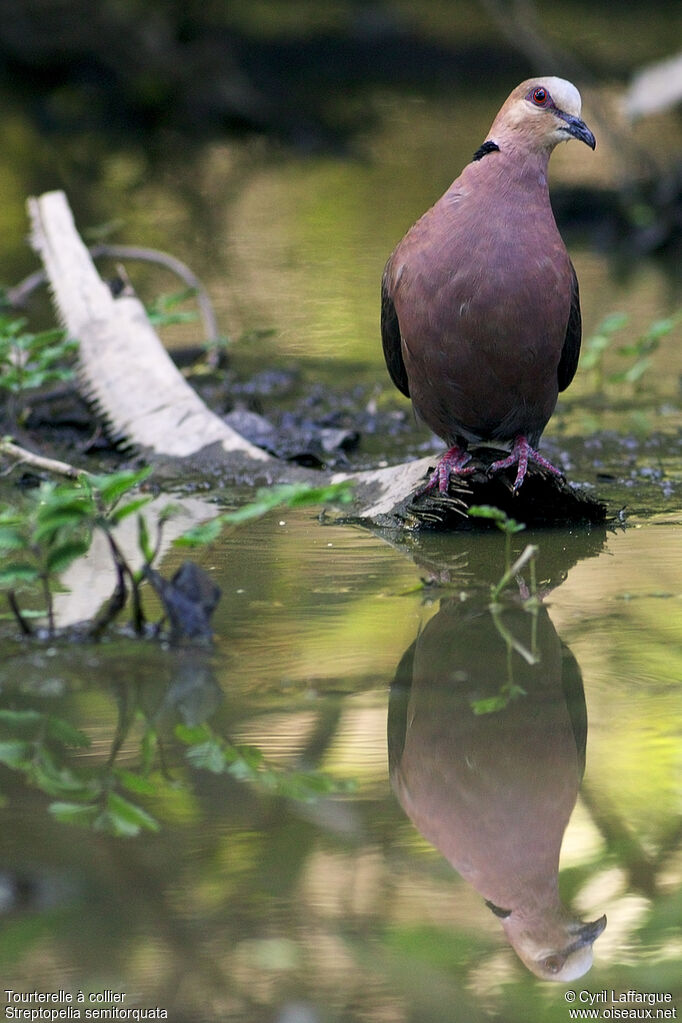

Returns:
0,315,78,426
582,310,681,393
581,312,629,391
609,313,681,387
468,504,538,603
145,287,199,329
0,466,155,638
177,480,354,547
0,472,354,640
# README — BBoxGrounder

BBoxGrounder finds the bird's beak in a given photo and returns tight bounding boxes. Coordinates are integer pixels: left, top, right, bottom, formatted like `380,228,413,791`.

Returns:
557,111,596,149
576,914,607,946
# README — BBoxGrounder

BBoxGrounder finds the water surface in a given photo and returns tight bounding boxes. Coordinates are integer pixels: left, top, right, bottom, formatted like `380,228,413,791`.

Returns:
1,510,681,1021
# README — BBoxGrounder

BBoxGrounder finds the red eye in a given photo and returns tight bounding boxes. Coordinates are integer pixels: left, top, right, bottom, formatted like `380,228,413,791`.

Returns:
532,87,548,106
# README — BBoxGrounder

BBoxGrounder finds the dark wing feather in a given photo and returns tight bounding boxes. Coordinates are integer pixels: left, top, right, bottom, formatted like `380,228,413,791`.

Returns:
557,261,582,392
381,264,410,398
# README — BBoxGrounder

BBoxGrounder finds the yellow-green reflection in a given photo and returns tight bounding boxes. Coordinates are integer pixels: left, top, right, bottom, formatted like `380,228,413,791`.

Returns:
0,509,680,1021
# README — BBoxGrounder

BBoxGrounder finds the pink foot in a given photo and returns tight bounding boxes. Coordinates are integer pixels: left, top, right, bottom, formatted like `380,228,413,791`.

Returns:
419,444,475,495
488,436,563,493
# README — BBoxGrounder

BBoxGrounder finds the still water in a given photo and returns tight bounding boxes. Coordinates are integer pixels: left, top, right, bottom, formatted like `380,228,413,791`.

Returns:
1,18,682,1022
0,510,681,1021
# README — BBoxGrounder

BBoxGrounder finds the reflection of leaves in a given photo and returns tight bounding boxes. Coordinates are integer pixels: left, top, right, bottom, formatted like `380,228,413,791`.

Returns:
50,793,160,837
44,718,90,747
0,739,33,768
116,769,157,796
175,722,354,802
470,694,509,716
49,802,99,827
0,694,355,840
97,792,159,837
470,683,526,716
185,739,227,773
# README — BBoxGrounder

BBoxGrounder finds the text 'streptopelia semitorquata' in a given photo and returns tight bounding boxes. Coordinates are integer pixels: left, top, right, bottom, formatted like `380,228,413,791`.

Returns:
381,77,596,493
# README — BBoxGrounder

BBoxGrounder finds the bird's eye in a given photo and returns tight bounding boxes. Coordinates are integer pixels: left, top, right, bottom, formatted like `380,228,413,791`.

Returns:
542,955,565,974
532,87,548,106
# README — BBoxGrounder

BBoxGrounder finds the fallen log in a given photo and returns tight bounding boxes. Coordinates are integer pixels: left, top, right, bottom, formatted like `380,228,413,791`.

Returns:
26,190,607,529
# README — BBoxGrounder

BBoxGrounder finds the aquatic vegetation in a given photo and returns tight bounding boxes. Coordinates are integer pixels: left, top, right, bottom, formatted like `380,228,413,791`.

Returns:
0,314,78,428
467,504,538,603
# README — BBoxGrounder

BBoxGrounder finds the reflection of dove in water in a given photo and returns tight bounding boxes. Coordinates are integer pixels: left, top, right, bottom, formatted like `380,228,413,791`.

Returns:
388,600,606,981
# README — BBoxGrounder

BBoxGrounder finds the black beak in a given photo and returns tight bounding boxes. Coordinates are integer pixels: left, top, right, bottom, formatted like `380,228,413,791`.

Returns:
577,914,607,946
557,111,596,149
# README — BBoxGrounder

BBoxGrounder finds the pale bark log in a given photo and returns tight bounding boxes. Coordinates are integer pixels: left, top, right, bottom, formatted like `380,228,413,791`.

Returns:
26,190,432,526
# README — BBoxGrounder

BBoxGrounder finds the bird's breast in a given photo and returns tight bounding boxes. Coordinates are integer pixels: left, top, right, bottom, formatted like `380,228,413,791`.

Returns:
390,191,572,444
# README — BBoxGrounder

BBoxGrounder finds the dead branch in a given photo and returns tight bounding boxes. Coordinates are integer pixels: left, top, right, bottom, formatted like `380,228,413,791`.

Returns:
0,437,88,480
7,241,221,358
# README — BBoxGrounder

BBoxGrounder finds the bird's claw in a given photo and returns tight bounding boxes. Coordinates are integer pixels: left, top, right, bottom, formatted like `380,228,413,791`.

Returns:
488,436,563,493
418,445,475,495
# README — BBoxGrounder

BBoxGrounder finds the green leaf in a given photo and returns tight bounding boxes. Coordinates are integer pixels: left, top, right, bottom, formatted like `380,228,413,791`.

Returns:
595,312,629,335
222,481,353,526
33,514,90,545
232,744,265,770
137,513,154,563
0,708,44,731
174,518,223,547
285,481,354,508
49,802,99,827
226,756,258,781
115,769,157,796
221,489,293,525
34,493,92,526
642,316,678,341
158,502,183,524
140,728,157,773
109,495,153,525
105,791,159,835
185,740,227,773
46,717,91,748
46,539,91,574
469,504,525,535
471,695,509,715
0,563,40,586
90,466,153,505
0,739,32,768
174,722,212,745
468,504,507,523
29,750,97,798
0,526,28,551
35,491,91,518
146,288,198,328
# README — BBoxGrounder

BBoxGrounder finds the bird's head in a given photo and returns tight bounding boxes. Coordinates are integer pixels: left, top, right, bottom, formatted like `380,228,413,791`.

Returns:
499,905,607,982
488,76,596,154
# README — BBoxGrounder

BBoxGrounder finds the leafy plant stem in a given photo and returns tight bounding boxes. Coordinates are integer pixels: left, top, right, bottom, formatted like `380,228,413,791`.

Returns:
7,591,34,636
490,544,539,603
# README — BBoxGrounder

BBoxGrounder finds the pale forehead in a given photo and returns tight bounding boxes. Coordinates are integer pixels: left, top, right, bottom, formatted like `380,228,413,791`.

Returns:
532,76,582,115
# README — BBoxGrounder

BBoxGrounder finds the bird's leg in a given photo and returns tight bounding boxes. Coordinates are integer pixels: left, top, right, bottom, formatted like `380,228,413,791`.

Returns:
488,436,563,493
418,444,474,495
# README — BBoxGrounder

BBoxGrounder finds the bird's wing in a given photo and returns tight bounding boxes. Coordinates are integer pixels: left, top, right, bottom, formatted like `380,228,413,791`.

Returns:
557,261,582,392
559,642,587,780
381,263,410,398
